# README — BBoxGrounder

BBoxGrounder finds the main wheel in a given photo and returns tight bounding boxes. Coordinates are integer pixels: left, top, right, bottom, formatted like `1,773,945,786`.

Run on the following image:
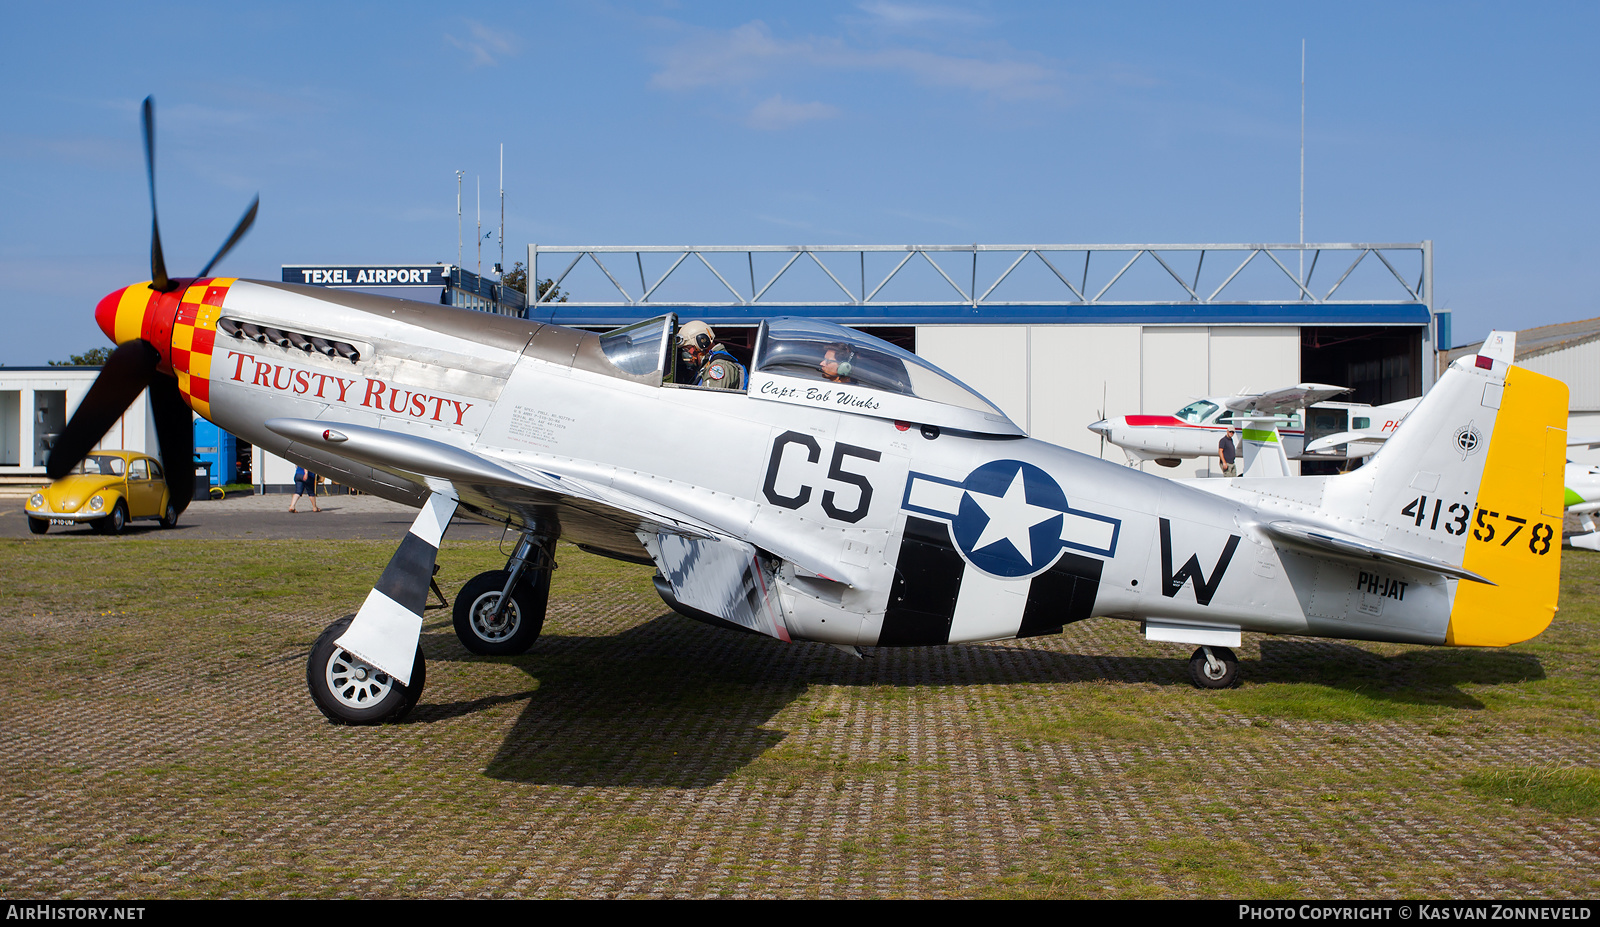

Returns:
306,616,425,724
159,500,179,529
1187,645,1240,689
95,500,128,536
27,517,47,535
452,568,548,655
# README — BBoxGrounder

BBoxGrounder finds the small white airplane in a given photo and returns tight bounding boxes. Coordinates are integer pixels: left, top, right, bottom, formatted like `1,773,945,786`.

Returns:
47,99,1570,723
1561,435,1600,550
1088,386,1420,468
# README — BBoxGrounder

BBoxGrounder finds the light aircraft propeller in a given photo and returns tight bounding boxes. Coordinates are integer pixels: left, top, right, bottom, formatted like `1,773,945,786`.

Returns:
46,97,259,516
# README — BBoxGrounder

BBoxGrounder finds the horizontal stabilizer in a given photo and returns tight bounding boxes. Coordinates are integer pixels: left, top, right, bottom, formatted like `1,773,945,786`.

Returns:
1304,430,1386,454
1261,520,1493,585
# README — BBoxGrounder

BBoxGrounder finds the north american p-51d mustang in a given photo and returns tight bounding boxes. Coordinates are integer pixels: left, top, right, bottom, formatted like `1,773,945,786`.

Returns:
49,101,1569,723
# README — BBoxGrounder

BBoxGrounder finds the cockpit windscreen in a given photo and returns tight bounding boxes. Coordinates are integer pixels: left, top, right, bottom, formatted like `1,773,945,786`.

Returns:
754,318,1004,416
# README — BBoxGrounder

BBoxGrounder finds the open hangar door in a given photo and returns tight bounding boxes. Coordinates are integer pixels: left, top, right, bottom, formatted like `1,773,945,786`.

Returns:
1301,326,1423,406
1299,326,1424,475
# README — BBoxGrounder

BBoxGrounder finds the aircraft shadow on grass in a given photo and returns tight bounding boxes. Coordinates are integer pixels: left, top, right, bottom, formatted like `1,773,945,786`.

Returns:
399,614,1544,788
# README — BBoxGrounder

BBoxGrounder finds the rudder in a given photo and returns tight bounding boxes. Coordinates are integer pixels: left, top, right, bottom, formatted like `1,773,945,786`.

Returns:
1448,363,1568,645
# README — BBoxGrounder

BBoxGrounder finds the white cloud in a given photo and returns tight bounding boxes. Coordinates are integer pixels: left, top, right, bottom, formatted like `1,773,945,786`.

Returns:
651,20,1061,101
445,20,519,67
746,95,839,130
856,2,989,30
651,21,791,91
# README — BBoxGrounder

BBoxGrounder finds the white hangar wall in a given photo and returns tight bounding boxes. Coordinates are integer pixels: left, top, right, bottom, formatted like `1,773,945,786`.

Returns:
917,324,1301,479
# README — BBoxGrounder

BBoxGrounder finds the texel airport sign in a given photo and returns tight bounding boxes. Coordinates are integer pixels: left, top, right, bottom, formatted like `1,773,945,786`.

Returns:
282,265,446,287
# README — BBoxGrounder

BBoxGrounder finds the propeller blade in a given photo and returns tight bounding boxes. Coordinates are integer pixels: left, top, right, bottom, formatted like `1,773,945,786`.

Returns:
142,97,176,293
198,195,258,278
1099,381,1107,459
46,340,161,479
149,375,195,517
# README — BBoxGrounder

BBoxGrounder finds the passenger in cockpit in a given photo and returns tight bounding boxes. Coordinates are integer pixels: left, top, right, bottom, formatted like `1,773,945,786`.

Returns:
820,343,855,384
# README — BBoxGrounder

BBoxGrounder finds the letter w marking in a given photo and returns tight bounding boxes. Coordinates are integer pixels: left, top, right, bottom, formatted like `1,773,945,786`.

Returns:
1159,518,1240,606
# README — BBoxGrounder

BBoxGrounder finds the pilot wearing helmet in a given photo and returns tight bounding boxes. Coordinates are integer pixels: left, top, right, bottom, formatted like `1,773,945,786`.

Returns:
676,320,746,390
820,342,855,384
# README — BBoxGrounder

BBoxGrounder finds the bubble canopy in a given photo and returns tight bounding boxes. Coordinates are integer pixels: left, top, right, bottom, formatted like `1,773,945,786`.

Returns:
750,318,1023,436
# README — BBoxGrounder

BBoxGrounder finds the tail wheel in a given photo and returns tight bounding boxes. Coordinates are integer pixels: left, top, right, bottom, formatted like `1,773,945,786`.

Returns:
1187,646,1240,689
306,616,425,725
452,568,549,655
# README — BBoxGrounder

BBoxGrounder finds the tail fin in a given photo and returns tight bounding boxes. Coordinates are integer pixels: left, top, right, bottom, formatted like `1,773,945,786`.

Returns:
1338,331,1567,645
1240,422,1291,477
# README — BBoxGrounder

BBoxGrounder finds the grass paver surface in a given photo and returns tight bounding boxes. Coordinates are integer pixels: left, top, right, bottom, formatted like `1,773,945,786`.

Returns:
2,537,1597,898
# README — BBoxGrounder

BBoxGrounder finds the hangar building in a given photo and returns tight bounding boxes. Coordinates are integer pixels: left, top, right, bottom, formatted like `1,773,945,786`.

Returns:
520,242,1441,479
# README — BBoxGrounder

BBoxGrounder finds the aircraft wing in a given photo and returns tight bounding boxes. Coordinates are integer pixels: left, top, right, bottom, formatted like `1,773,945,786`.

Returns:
265,416,712,549
1224,383,1350,414
264,417,857,591
1260,520,1492,585
1569,435,1600,450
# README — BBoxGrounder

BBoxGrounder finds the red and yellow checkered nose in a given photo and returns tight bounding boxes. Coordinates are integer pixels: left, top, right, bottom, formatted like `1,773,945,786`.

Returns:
94,277,234,418
96,281,179,367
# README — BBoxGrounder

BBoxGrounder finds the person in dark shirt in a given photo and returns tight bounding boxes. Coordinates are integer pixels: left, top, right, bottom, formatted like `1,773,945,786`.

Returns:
1218,429,1238,477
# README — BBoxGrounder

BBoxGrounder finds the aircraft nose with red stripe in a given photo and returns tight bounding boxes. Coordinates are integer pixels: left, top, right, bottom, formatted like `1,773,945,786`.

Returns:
1091,412,1228,464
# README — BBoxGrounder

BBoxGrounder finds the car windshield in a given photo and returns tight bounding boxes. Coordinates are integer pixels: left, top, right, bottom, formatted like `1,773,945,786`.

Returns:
1174,400,1218,424
755,318,1003,415
73,455,125,476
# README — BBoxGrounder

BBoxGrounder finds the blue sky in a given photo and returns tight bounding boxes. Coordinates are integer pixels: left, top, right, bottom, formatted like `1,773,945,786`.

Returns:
2,1,1595,365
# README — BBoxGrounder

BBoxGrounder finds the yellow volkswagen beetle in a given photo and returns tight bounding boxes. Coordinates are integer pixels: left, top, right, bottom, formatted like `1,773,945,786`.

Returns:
24,450,178,535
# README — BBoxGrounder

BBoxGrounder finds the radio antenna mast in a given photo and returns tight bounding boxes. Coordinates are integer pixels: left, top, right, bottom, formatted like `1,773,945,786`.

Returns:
498,144,505,277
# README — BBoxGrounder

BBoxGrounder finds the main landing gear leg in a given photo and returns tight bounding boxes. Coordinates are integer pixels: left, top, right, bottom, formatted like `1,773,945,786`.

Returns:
453,525,553,656
307,491,457,724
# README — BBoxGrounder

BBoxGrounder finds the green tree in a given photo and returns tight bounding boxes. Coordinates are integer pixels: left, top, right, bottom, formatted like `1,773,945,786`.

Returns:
501,261,567,303
50,347,113,366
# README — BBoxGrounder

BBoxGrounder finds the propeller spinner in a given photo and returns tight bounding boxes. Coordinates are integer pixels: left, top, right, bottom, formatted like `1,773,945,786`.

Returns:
46,97,258,517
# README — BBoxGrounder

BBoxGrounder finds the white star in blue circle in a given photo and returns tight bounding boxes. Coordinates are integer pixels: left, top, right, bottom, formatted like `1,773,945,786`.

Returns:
951,460,1071,578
